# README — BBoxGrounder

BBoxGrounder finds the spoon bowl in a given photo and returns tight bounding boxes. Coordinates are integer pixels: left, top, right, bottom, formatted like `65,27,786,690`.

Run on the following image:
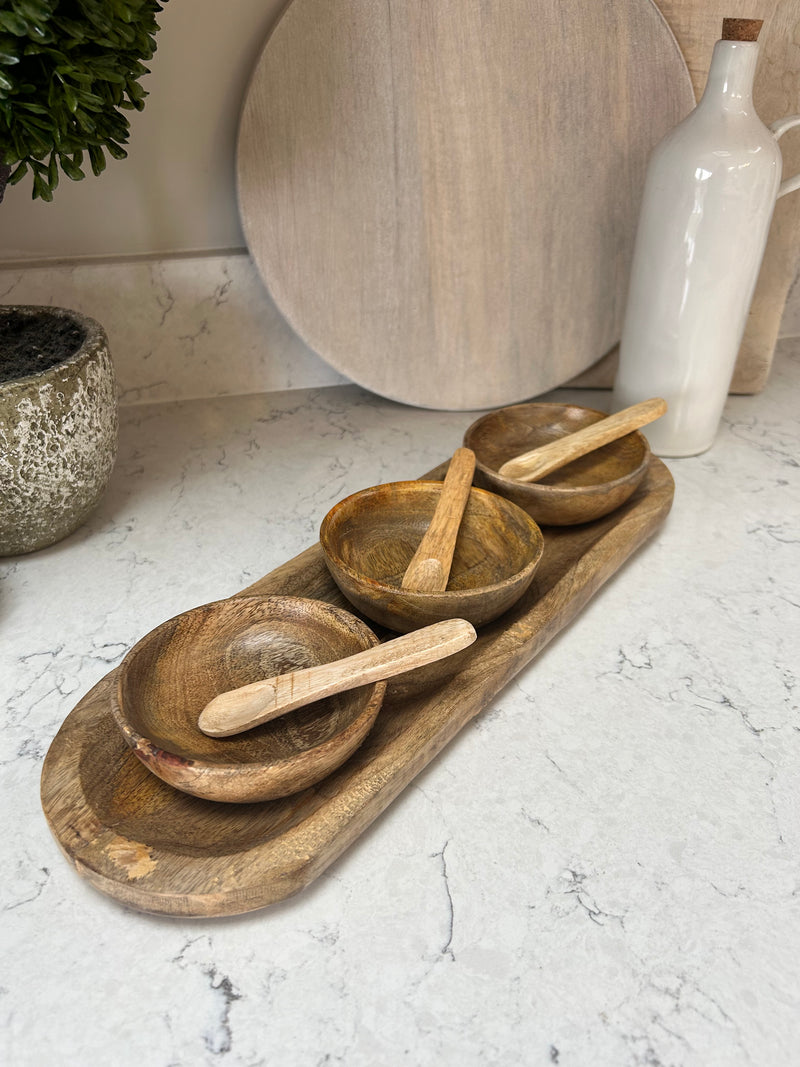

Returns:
320,479,544,633
199,618,477,737
464,402,651,525
110,595,386,803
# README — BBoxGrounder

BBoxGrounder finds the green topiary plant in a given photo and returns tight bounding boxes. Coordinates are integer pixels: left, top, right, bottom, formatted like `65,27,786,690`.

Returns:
0,0,169,203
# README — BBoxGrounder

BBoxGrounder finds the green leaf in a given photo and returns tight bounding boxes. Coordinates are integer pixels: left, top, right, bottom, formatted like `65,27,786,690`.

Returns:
15,0,54,20
88,64,126,85
62,81,78,112
76,0,113,35
26,20,48,41
126,79,145,103
58,152,84,180
46,149,58,189
18,112,52,131
105,139,127,160
77,90,105,111
87,142,105,175
70,108,96,133
9,160,28,183
16,124,49,157
0,36,22,63
31,168,53,200
21,38,58,54
0,12,29,36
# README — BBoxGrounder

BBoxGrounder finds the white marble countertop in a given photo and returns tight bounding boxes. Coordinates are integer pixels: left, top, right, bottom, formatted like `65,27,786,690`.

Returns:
2,339,799,1066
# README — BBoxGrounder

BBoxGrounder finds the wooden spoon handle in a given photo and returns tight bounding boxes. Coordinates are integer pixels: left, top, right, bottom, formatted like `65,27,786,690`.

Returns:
198,617,477,737
401,447,476,592
498,398,667,483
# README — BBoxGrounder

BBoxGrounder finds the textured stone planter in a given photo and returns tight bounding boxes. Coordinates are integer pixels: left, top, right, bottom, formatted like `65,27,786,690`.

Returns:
0,305,118,556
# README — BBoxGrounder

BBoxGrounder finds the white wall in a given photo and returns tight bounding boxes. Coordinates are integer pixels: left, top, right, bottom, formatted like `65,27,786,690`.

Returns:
0,0,288,261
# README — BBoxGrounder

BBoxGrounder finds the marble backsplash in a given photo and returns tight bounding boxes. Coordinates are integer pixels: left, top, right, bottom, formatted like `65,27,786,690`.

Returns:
0,252,346,406
1,250,798,407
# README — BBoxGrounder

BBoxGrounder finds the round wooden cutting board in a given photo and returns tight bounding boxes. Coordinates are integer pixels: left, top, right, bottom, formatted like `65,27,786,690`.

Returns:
237,0,694,410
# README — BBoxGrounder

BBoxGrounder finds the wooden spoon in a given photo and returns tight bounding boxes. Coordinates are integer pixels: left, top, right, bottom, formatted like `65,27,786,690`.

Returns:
199,617,477,737
498,398,667,483
400,447,476,593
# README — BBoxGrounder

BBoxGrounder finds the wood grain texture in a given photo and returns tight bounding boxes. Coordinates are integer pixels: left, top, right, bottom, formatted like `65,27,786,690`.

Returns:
109,595,387,803
571,0,800,393
497,398,666,482
40,458,673,917
199,618,477,737
465,403,651,526
237,0,694,409
401,448,475,592
319,480,544,633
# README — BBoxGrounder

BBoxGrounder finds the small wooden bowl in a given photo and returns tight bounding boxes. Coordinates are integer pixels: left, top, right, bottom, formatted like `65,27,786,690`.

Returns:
110,595,385,803
464,402,651,526
320,481,544,634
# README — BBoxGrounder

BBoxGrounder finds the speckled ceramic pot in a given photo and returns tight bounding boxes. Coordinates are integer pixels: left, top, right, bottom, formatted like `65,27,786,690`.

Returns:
0,305,118,556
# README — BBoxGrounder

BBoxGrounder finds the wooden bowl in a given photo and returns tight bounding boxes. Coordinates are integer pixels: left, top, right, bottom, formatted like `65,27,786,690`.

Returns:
464,402,651,526
319,481,544,633
110,595,385,803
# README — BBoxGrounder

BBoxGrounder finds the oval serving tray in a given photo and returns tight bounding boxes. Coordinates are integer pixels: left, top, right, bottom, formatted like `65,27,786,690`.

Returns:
41,458,674,917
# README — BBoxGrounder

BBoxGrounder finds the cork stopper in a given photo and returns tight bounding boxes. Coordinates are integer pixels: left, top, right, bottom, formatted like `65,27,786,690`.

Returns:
721,18,763,41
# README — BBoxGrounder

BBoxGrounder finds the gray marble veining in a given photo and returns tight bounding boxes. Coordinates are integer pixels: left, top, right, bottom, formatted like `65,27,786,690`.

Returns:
1,341,799,1065
0,253,346,406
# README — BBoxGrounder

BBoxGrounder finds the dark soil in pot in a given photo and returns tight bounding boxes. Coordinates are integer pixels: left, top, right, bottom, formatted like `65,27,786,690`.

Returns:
0,308,87,383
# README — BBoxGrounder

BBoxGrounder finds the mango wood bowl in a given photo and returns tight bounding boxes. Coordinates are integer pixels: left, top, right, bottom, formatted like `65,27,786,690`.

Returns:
110,595,386,803
319,481,544,634
463,402,651,526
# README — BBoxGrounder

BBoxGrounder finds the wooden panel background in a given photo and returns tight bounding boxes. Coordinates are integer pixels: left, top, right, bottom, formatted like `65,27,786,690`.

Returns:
572,0,800,393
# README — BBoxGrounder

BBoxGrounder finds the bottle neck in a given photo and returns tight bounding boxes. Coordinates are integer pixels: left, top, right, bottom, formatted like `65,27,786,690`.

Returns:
698,40,759,114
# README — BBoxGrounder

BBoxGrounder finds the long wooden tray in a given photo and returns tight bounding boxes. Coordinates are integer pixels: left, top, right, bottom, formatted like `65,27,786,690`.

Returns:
40,459,674,917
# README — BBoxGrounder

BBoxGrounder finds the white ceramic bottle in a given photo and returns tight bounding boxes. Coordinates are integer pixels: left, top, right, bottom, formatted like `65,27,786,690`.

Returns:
612,18,800,457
